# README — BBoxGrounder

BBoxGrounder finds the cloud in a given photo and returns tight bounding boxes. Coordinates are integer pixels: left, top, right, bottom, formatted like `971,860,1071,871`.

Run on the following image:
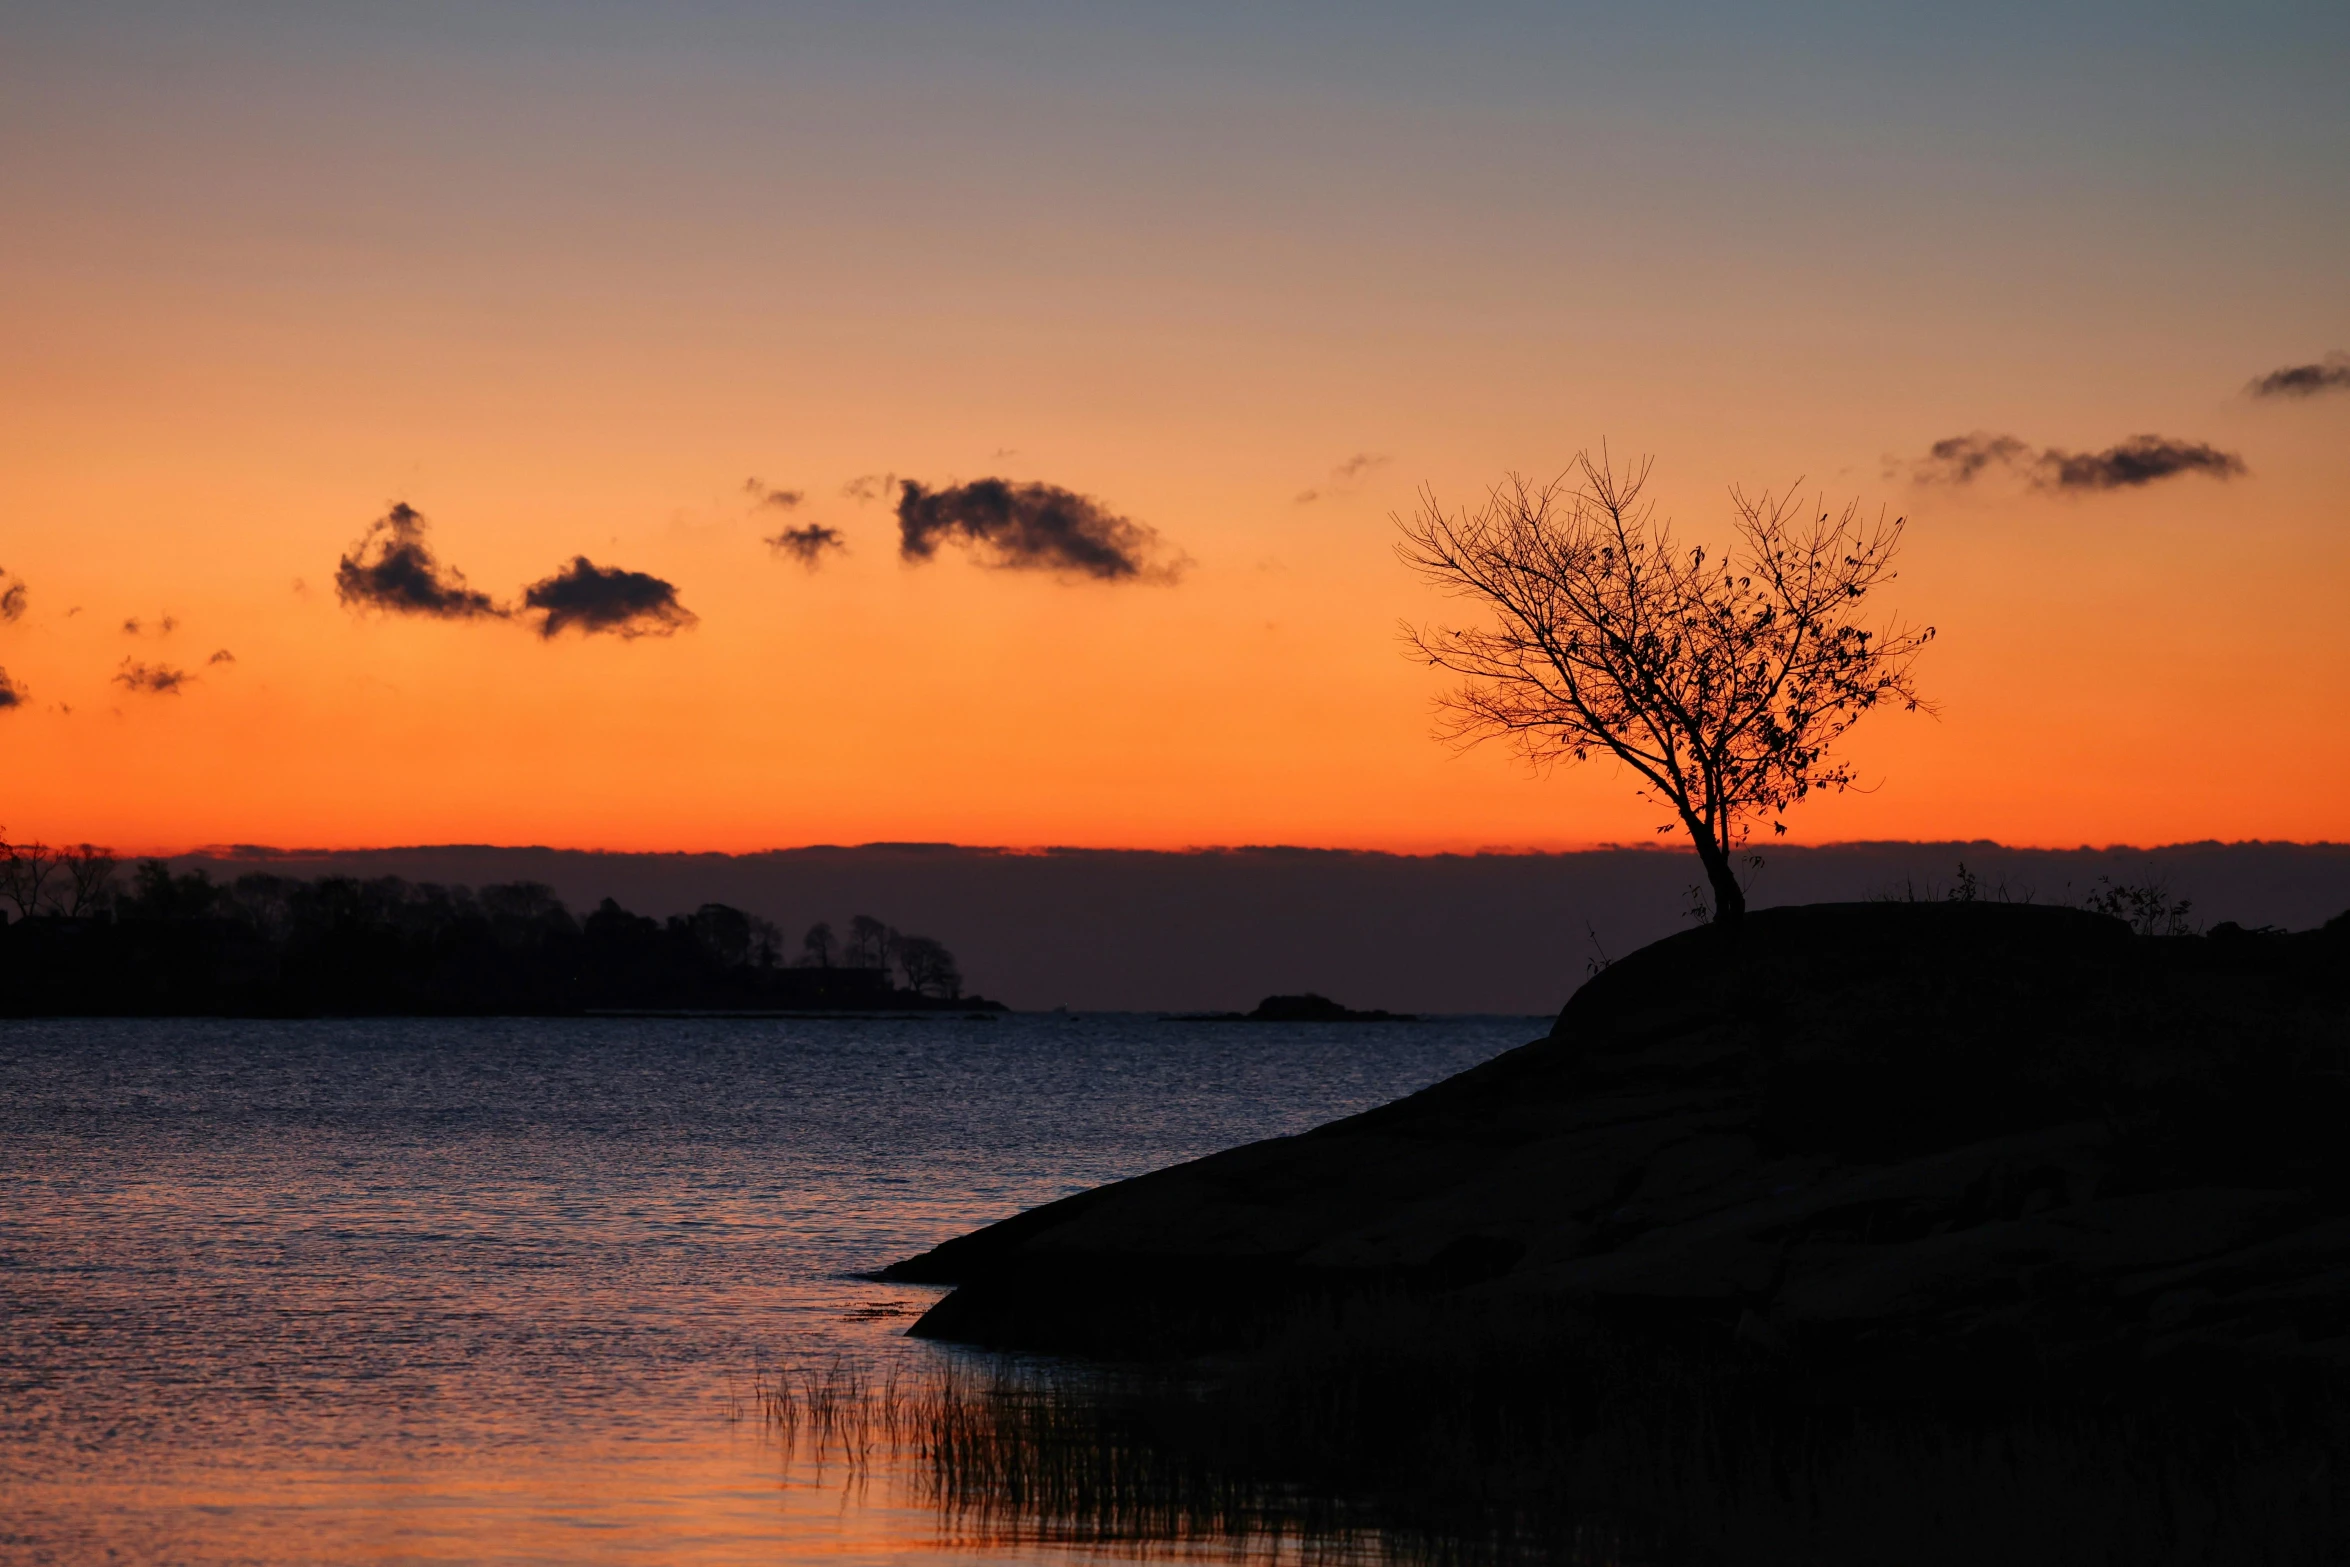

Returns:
0,573,25,623
2247,351,2350,399
2037,435,2247,491
122,617,141,635
1915,431,2030,485
767,523,846,569
335,503,506,619
896,477,1182,582
840,473,895,505
0,668,20,709
745,478,805,509
1913,431,2247,492
521,557,698,639
1291,451,1391,504
114,659,190,695
208,648,236,665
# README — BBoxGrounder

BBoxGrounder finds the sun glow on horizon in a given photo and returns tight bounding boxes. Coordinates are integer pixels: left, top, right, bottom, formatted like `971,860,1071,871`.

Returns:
2,5,2345,855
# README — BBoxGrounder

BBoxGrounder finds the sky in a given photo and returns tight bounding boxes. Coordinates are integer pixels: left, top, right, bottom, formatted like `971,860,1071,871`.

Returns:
2,1,2345,855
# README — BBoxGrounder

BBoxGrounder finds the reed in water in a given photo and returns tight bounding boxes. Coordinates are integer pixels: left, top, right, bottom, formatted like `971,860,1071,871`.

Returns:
742,1297,2350,1567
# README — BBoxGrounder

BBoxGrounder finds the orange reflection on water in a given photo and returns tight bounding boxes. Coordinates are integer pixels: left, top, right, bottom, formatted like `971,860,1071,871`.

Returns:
9,1408,980,1566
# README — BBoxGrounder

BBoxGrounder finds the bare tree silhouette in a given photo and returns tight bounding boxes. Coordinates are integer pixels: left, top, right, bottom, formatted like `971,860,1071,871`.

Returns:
0,833,59,919
846,914,896,972
1399,452,1934,925
54,845,118,916
895,935,963,999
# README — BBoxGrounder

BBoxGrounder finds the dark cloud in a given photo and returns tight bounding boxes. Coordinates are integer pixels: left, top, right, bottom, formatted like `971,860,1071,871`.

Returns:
1914,431,2247,492
335,503,506,620
840,473,894,504
122,617,141,636
0,668,20,709
114,659,190,695
896,478,1181,582
2247,351,2350,399
0,573,25,623
209,648,236,665
1333,452,1390,482
521,557,698,639
1915,431,2030,484
2037,435,2247,491
745,479,805,509
767,523,846,569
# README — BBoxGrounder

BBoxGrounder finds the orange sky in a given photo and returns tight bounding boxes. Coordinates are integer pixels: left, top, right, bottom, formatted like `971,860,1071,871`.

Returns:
2,7,2345,855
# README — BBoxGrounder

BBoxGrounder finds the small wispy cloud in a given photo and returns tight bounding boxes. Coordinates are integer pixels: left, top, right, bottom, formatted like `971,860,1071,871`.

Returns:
1912,431,2247,492
0,668,22,710
208,648,236,665
336,504,506,620
840,473,895,505
114,659,190,695
0,571,26,623
767,523,847,570
2247,351,2350,399
521,557,697,639
1293,450,1391,504
745,478,805,510
896,478,1183,582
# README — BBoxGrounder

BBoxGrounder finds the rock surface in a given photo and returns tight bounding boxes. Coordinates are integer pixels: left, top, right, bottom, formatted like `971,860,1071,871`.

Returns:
888,902,2350,1374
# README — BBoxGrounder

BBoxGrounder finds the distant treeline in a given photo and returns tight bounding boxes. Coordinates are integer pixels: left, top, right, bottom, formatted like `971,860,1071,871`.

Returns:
0,846,990,1016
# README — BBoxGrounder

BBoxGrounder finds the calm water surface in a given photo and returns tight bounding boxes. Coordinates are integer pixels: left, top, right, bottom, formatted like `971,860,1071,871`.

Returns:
0,1014,1535,1565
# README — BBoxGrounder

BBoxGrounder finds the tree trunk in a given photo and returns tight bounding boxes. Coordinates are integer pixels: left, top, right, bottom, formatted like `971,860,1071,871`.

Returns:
1689,828,1747,926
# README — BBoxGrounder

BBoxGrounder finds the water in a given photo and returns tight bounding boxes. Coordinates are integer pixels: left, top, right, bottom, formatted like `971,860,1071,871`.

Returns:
0,1014,1536,1565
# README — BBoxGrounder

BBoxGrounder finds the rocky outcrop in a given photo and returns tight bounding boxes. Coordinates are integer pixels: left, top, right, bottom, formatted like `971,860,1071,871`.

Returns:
887,902,2350,1375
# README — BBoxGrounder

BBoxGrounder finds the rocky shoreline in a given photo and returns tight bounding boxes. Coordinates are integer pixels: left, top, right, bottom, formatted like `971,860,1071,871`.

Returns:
887,901,2350,1383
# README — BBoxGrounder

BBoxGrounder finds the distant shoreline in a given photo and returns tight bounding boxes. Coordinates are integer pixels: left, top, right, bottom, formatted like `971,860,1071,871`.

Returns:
148,840,2350,1014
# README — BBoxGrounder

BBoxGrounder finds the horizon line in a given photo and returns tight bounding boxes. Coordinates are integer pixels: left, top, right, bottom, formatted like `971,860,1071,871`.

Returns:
151,836,2350,863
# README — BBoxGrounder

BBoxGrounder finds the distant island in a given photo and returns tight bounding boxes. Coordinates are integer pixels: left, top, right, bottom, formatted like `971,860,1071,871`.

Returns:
0,852,999,1017
1172,992,1418,1023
